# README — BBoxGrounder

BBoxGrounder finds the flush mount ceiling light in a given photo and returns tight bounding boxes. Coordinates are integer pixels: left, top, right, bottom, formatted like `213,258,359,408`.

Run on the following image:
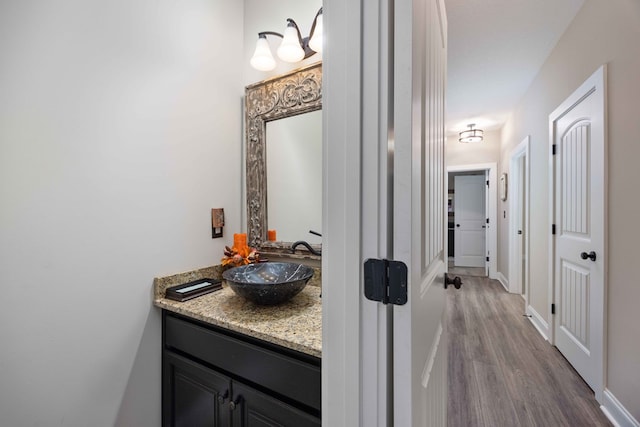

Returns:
459,123,484,143
250,8,323,71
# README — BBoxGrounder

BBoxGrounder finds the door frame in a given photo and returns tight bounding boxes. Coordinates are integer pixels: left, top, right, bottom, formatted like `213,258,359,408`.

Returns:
322,0,366,425
446,163,498,279
508,137,530,299
548,65,607,402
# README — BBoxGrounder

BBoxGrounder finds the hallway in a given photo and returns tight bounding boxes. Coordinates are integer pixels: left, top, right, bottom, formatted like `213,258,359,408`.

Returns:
446,274,611,426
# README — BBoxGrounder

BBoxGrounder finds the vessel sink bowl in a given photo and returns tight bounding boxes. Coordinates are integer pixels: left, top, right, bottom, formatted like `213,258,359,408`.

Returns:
222,262,314,305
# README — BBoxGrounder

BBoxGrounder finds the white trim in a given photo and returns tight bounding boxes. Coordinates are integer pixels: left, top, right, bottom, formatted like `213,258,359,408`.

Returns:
322,0,364,425
526,304,550,341
496,271,509,291
601,389,640,427
508,136,530,299
446,163,498,280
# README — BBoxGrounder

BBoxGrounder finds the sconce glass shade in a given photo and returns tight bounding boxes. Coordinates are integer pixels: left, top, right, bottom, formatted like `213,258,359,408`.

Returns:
250,36,276,71
277,24,305,63
459,124,484,143
308,13,323,54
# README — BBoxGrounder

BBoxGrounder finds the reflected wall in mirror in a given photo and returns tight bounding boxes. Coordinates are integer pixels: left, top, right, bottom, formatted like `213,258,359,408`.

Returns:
266,110,322,245
245,62,322,253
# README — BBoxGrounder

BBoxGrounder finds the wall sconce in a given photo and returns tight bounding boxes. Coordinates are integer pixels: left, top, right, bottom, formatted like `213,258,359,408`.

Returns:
459,124,484,143
250,8,323,71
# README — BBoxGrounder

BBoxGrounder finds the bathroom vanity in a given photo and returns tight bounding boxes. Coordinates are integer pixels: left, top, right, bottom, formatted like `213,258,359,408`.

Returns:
154,267,321,427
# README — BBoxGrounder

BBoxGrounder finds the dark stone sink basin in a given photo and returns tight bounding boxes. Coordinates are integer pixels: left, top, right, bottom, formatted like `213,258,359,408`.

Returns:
222,262,314,305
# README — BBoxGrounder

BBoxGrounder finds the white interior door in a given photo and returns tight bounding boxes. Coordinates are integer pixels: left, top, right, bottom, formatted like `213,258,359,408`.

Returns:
484,170,490,276
551,66,606,400
454,175,486,267
393,0,448,425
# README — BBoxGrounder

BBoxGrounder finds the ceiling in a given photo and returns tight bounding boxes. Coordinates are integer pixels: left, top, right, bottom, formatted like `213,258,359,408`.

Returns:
444,0,585,136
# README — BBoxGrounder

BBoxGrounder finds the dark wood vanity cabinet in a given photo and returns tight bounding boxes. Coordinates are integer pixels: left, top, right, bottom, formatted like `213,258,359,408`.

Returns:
162,311,321,427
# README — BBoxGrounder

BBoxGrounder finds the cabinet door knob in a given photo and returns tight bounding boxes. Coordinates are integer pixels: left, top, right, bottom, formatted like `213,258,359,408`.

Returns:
229,395,243,411
217,390,229,404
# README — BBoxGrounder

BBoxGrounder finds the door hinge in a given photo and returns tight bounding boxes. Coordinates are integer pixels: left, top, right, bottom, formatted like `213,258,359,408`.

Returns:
364,259,408,306
486,218,489,224
552,224,556,235
486,256,490,262
551,303,556,315
552,144,557,155
486,180,489,187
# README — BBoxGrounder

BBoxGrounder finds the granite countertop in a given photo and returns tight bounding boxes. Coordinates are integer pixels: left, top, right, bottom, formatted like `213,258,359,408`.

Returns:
153,265,321,358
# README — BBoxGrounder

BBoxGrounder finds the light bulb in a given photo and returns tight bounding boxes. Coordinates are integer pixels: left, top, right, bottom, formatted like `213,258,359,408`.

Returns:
250,36,276,71
308,13,323,54
277,23,305,63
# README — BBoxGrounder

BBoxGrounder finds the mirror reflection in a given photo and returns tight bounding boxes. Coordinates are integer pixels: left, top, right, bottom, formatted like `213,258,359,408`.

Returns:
266,110,322,245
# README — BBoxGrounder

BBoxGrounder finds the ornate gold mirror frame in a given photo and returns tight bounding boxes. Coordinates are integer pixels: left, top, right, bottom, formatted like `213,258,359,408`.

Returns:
245,62,322,254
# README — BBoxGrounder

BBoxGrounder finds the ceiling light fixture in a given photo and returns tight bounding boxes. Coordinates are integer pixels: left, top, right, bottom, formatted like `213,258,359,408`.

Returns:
459,123,484,143
250,8,323,71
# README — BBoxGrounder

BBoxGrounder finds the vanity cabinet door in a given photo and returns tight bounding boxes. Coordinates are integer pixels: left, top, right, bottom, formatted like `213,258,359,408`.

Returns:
230,381,320,427
163,351,231,427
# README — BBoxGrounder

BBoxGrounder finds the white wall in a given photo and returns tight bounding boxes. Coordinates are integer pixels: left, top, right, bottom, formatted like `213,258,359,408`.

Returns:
499,0,640,418
0,0,244,425
446,129,501,168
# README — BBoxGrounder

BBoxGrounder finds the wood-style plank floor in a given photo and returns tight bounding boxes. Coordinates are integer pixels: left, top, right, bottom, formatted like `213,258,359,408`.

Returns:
446,274,611,427
448,260,486,278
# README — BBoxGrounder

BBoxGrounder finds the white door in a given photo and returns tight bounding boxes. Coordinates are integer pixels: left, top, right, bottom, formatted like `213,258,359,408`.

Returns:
454,175,486,267
516,156,525,293
393,0,448,424
322,0,447,424
550,66,606,400
484,170,490,276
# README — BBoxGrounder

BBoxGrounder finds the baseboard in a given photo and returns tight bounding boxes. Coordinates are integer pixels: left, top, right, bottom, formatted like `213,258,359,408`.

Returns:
601,389,640,427
496,272,509,291
526,305,549,341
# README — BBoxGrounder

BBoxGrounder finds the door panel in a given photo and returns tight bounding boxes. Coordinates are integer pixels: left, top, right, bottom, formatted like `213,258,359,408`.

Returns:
392,0,447,424
551,66,605,399
454,175,486,267
231,381,320,427
163,352,230,427
560,260,590,349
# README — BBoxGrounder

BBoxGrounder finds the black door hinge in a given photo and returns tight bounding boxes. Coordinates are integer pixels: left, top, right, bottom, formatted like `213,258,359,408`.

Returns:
486,180,489,186
552,144,557,155
486,256,490,262
551,303,556,315
486,218,489,224
364,259,408,305
552,224,556,235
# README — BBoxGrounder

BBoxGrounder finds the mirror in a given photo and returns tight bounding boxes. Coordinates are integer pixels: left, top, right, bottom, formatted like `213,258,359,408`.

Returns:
245,62,322,255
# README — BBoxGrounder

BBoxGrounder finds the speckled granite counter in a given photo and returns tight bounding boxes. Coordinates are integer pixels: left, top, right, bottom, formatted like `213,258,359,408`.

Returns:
153,265,321,358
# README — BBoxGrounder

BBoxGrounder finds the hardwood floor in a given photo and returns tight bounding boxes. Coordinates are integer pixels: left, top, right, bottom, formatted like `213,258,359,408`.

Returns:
448,261,486,278
446,274,611,427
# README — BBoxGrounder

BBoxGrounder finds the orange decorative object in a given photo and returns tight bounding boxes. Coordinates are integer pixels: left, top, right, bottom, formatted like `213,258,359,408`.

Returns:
267,229,277,241
233,233,247,250
221,243,259,268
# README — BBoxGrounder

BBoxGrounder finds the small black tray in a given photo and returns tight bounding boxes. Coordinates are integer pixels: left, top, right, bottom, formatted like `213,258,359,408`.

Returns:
165,278,222,302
